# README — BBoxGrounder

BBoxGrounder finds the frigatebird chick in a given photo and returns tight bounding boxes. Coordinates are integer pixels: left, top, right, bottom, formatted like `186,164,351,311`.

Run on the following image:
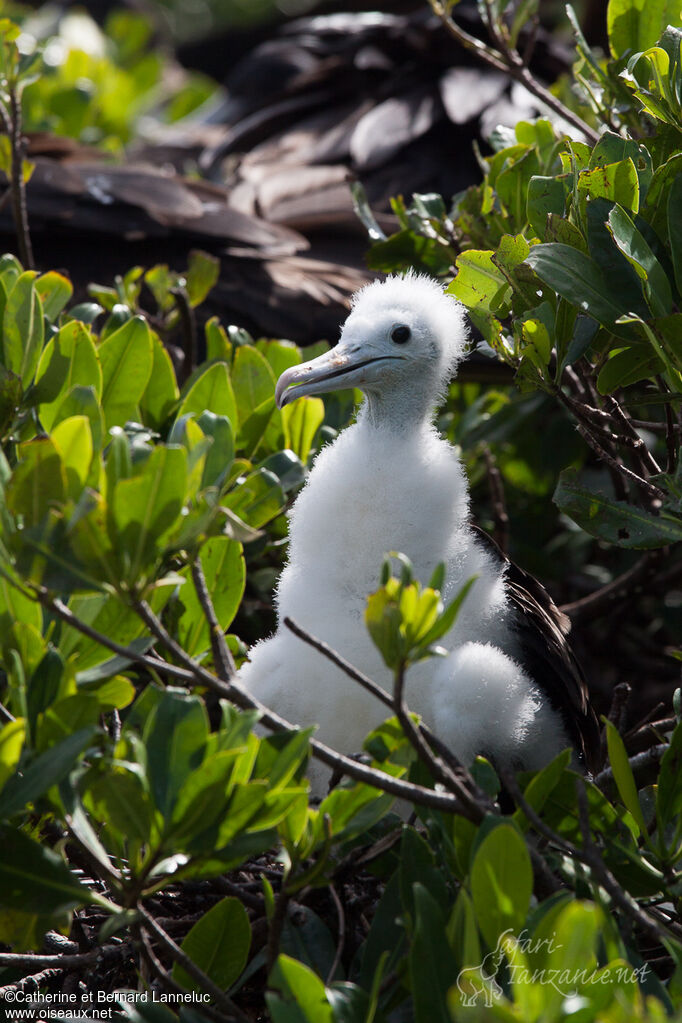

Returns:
239,273,599,794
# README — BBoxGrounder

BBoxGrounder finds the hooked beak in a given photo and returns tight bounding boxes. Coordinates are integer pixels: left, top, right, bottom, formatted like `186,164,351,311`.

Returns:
275,346,403,408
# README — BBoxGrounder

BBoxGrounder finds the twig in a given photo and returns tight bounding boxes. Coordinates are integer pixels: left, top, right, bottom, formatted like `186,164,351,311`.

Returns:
604,395,662,477
501,767,676,945
0,950,101,968
607,682,631,733
138,904,249,1022
574,780,674,945
283,616,491,817
576,425,665,501
171,285,197,383
266,885,291,975
326,884,345,985
0,88,34,269
560,551,662,622
138,928,228,1023
429,1,599,143
191,559,236,679
594,744,669,790
0,968,69,997
482,444,509,554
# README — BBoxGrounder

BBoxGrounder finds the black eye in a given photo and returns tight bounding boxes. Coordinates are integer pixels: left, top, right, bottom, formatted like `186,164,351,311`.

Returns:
390,324,411,344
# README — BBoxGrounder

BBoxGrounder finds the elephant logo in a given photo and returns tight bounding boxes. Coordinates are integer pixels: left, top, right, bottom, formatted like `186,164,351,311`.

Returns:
455,929,512,1006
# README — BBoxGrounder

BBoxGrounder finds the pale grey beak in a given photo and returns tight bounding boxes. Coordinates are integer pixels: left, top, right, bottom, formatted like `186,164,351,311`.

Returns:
275,346,402,408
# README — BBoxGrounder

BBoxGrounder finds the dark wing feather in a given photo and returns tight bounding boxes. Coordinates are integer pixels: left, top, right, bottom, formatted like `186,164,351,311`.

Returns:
471,525,601,774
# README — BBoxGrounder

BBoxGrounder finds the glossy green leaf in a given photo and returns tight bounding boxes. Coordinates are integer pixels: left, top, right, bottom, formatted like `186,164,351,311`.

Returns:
35,321,102,432
282,397,324,463
605,720,647,837
0,718,26,795
597,346,664,393
555,468,682,548
173,896,251,991
52,417,93,499
656,719,682,830
526,175,565,238
608,0,682,57
85,766,158,847
143,688,209,820
607,204,672,316
470,822,532,947
139,333,179,430
178,361,237,427
0,727,98,818
0,824,94,914
449,250,510,312
231,342,277,426
526,243,630,328
35,271,73,321
409,883,456,1023
197,411,234,490
667,172,682,295
578,159,640,212
267,955,334,1023
99,316,153,428
2,271,44,387
185,249,220,308
110,445,187,581
6,437,66,527
223,466,284,529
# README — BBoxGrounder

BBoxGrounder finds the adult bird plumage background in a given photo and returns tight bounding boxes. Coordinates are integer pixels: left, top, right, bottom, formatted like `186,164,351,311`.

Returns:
239,274,599,795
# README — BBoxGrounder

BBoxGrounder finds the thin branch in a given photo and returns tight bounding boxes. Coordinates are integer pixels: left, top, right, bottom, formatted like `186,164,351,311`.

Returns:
326,884,346,986
0,968,69,997
604,395,662,476
482,443,509,554
191,559,236,679
501,767,676,945
171,285,197,383
576,425,665,501
283,616,491,817
560,551,662,623
138,904,249,1023
574,780,675,945
594,744,669,790
429,0,599,143
7,87,34,269
138,928,229,1023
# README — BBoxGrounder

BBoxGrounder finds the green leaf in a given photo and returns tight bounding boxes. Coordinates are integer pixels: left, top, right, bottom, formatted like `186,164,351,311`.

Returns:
178,361,237,426
185,250,220,307
667,173,682,295
449,250,510,312
597,345,664,393
0,718,26,795
282,397,324,463
99,316,153,429
2,271,44,387
0,824,94,914
470,821,532,947
554,468,682,548
267,955,334,1023
607,204,672,316
525,243,631,329
6,437,66,527
52,416,93,499
526,176,565,238
197,411,234,490
139,333,179,430
143,688,209,820
223,467,285,529
85,764,158,848
608,0,682,57
176,537,245,657
110,445,187,582
578,159,640,212
0,727,98,818
35,321,102,432
173,897,251,992
35,271,73,321
604,719,647,836
409,883,457,1023
232,345,276,426
656,719,682,830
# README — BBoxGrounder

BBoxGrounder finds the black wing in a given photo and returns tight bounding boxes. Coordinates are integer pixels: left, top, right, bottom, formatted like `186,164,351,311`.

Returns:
471,525,601,774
